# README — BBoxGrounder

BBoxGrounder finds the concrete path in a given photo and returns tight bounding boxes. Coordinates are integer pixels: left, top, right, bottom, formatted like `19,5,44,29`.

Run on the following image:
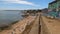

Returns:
21,15,40,34
28,16,40,34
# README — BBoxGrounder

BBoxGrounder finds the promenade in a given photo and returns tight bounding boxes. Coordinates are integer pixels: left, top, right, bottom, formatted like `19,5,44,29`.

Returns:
41,15,60,34
22,15,40,34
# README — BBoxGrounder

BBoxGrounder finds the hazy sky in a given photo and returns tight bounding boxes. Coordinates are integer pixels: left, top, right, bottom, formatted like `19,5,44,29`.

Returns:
0,0,54,10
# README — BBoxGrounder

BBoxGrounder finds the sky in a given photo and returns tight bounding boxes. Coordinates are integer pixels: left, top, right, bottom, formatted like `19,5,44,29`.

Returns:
0,0,54,10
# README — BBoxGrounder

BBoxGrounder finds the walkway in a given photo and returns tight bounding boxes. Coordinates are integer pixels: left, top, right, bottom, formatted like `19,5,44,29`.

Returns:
22,15,40,34
41,16,60,34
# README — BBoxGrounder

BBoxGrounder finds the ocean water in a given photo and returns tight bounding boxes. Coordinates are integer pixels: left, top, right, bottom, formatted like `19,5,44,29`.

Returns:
0,10,23,27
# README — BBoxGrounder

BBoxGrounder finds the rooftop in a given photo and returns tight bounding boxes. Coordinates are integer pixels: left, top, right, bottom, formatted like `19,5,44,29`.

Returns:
49,0,57,5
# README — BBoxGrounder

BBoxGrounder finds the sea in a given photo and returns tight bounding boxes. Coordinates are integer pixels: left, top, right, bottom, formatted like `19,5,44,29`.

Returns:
0,10,24,27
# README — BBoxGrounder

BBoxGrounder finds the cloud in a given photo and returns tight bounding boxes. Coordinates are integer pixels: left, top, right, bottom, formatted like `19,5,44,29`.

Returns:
0,0,36,6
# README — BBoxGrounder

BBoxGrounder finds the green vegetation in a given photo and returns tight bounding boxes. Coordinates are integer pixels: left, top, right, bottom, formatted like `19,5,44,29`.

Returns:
22,9,41,18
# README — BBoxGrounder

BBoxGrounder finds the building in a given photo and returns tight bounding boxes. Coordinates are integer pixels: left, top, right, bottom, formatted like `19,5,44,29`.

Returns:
47,0,60,17
42,8,48,13
48,0,60,12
